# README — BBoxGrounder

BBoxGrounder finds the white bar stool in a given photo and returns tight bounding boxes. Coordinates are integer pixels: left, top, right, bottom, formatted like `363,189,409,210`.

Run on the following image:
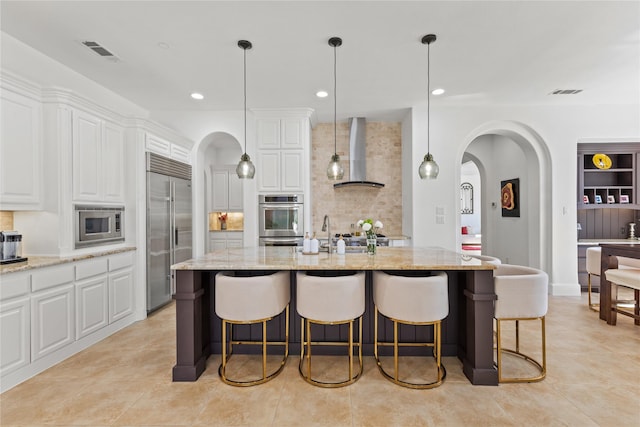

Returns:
494,264,548,383
296,271,365,388
215,270,290,386
372,271,449,389
604,268,640,325
586,247,601,311
470,254,502,265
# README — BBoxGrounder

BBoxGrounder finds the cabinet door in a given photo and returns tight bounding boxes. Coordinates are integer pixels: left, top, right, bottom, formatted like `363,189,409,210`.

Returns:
281,118,304,149
103,122,125,202
31,284,74,361
72,110,102,201
257,118,281,149
281,151,304,192
257,151,281,192
228,172,243,210
211,170,229,211
75,276,109,339
226,236,243,248
171,144,191,164
109,269,134,323
0,297,30,376
0,90,42,209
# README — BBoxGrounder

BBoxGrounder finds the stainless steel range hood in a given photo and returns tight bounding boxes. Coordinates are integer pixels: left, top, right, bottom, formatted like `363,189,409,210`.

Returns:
333,117,385,188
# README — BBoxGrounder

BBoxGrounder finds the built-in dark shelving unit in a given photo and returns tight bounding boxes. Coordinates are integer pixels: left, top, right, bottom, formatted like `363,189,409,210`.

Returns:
577,143,640,209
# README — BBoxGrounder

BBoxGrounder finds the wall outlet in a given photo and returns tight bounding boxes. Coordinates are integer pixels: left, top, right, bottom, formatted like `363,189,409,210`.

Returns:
621,227,626,235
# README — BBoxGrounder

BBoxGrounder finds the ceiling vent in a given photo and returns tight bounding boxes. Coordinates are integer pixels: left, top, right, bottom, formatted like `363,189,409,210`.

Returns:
82,41,117,58
550,89,583,95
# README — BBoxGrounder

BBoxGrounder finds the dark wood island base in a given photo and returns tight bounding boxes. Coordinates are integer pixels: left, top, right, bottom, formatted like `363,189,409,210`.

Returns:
171,247,498,386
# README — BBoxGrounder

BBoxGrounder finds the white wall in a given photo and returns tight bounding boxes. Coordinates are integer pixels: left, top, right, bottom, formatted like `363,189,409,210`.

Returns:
409,102,640,295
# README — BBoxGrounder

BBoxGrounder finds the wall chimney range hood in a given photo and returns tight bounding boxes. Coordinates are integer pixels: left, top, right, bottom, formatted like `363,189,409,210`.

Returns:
333,118,385,189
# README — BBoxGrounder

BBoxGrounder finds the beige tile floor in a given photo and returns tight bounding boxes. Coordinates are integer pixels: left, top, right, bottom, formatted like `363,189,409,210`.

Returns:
1,293,639,427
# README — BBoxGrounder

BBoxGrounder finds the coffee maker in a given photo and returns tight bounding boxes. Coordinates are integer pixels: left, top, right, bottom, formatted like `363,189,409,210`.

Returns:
0,231,27,264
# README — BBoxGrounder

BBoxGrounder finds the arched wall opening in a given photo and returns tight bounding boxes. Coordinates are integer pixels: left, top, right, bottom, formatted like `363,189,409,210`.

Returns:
193,131,243,255
458,121,552,276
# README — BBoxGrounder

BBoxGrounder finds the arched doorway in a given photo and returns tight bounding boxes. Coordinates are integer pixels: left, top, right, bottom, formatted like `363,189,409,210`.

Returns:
193,131,243,255
458,121,552,274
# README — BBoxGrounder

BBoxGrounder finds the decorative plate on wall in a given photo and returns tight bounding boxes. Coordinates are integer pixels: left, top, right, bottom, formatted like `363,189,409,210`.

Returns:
592,153,612,170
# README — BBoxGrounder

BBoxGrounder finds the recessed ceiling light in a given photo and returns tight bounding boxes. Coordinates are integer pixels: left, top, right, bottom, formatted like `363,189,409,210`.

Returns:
158,42,170,49
190,92,204,100
316,90,328,98
432,88,445,95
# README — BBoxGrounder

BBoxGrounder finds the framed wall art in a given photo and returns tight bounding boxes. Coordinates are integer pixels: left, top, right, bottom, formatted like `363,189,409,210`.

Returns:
501,178,520,217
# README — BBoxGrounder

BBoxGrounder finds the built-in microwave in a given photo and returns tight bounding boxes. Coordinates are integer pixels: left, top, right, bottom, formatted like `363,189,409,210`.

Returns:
75,205,124,248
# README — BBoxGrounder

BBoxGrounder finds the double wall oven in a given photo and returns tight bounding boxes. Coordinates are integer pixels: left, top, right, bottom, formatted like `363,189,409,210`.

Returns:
258,194,304,246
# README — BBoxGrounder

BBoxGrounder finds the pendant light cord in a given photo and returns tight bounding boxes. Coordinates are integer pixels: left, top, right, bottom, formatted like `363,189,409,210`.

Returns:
333,42,337,156
243,46,247,155
427,40,430,155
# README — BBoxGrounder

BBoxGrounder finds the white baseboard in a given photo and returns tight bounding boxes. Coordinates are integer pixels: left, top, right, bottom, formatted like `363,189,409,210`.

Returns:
550,281,581,297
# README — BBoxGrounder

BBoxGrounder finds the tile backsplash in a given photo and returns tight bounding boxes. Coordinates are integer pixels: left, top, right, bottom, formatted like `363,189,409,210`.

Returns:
311,122,403,237
0,211,14,231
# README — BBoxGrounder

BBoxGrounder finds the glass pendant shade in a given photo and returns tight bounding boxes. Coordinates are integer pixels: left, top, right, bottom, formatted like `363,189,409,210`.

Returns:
327,153,344,180
418,153,439,179
236,153,255,179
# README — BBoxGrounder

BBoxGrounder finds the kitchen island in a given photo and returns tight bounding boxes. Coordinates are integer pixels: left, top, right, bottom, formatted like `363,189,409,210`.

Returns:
171,246,498,385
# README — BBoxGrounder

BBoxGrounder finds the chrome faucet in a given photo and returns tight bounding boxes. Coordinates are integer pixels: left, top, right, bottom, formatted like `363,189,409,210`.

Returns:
322,214,331,254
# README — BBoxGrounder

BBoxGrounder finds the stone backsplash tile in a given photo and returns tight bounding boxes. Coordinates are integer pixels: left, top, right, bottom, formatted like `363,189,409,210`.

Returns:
310,122,402,237
0,211,14,231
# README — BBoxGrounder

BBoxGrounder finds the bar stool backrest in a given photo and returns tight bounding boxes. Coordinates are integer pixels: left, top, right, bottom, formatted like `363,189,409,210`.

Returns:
494,264,548,319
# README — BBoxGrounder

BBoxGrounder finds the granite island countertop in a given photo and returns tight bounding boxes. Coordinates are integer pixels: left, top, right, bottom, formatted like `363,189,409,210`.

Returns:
0,246,136,275
171,246,495,271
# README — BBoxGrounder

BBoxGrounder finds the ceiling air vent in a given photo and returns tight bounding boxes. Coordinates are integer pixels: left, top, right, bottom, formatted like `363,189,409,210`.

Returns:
82,41,116,58
550,89,583,95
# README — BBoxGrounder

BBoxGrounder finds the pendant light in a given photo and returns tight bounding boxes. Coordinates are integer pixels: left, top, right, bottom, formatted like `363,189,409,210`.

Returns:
326,37,344,180
236,40,255,179
418,34,439,180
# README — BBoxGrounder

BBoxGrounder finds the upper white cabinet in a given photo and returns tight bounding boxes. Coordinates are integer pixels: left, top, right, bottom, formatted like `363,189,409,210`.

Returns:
72,110,124,203
257,117,305,150
212,167,243,211
255,111,311,194
0,88,42,210
146,133,191,164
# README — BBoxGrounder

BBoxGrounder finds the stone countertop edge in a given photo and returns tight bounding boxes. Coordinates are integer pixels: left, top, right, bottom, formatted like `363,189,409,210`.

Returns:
171,246,495,271
0,246,137,275
578,239,640,245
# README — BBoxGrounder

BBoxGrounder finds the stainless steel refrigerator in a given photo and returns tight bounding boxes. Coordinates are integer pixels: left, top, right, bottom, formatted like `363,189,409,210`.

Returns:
146,153,192,313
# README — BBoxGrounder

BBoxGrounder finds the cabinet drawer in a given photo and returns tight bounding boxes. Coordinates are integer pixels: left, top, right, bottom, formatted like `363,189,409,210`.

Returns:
0,272,30,301
75,258,108,280
109,252,134,271
31,264,74,292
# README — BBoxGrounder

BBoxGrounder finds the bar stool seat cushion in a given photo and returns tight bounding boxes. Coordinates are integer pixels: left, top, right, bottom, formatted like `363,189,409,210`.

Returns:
373,271,448,323
605,268,640,291
215,271,290,321
296,272,365,322
494,264,548,319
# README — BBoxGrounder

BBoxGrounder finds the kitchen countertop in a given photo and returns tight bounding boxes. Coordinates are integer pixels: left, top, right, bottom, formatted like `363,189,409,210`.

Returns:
0,246,136,275
171,246,494,271
578,239,639,245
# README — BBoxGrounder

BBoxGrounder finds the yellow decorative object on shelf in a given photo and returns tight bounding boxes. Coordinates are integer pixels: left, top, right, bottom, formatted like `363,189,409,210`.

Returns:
592,153,612,170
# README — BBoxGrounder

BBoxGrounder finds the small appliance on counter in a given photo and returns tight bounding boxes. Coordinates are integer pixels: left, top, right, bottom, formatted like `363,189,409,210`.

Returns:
0,231,28,264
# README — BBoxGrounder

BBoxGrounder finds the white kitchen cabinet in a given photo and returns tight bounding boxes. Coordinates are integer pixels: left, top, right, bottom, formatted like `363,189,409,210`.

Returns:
146,133,191,164
31,284,75,361
72,110,124,203
75,276,108,339
0,88,42,210
0,297,30,376
209,231,243,251
257,151,304,193
257,117,305,150
74,258,109,340
212,168,243,211
108,252,134,323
